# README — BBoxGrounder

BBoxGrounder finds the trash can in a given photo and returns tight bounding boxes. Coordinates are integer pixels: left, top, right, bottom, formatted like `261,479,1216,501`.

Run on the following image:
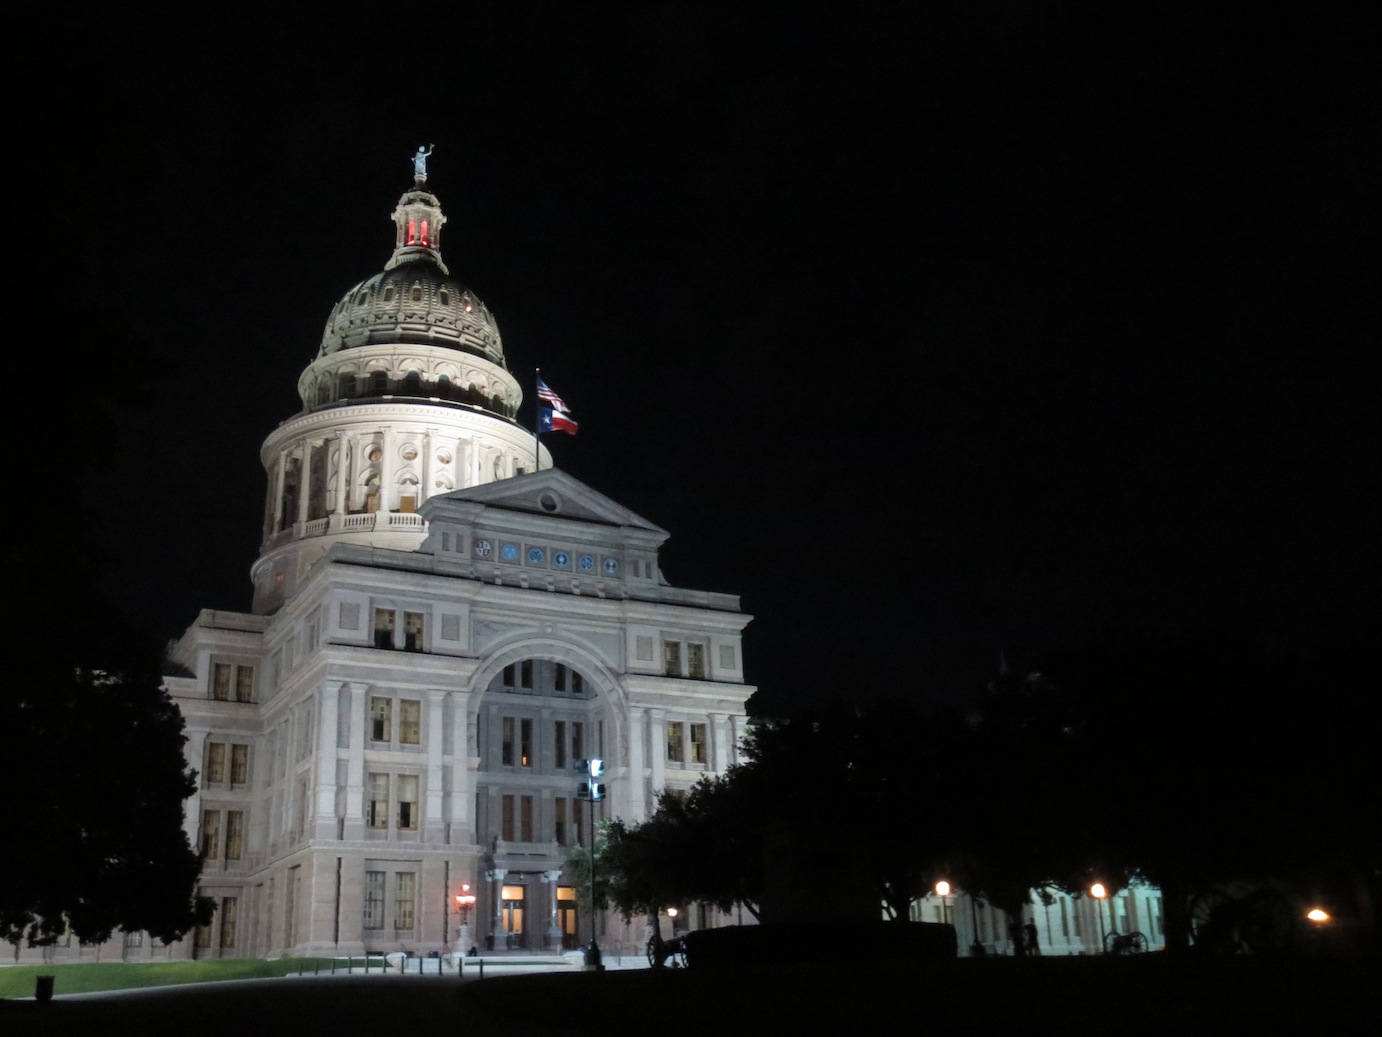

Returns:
35,975,55,1002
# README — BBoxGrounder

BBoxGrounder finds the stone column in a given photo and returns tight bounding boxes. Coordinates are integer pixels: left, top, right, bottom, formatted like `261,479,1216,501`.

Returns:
271,450,288,536
626,707,647,820
315,682,341,839
545,870,563,949
342,683,366,839
711,712,730,773
332,432,348,521
378,427,393,513
420,428,434,505
647,708,666,801
425,689,446,843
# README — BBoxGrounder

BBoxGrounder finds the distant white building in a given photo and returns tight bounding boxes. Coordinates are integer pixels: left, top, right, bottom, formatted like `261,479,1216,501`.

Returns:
26,164,754,963
913,884,1168,956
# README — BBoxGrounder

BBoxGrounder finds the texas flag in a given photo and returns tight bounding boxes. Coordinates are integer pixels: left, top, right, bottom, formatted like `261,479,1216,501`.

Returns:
539,407,579,435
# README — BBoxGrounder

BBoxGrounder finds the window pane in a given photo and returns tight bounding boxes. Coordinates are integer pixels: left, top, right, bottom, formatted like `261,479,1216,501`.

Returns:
226,810,245,860
368,774,389,828
667,723,685,762
520,719,533,767
502,717,515,765
201,810,220,859
662,641,681,676
403,612,425,651
364,871,385,929
231,744,249,784
371,697,392,742
205,742,225,785
220,897,238,948
555,721,566,770
398,776,419,830
502,794,515,841
691,723,707,764
395,872,416,930
212,663,231,701
399,700,421,745
235,666,255,702
520,795,534,842
687,643,705,679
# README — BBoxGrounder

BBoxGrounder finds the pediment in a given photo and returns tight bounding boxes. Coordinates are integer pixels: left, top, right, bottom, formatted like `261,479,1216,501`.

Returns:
421,469,667,537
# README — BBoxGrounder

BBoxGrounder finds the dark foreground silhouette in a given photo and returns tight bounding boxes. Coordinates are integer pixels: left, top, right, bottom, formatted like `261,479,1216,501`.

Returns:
6,954,1377,1037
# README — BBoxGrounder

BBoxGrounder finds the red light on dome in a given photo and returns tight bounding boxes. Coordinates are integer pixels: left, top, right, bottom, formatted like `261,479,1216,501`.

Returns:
407,218,417,245
420,219,429,246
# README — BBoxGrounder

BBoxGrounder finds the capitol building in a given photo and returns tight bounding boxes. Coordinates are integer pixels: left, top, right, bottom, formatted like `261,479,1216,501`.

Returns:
103,158,754,960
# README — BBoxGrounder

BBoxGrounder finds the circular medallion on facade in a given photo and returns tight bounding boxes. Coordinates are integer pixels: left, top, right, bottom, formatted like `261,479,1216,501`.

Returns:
501,543,519,561
603,558,619,575
474,539,492,558
400,444,418,461
527,547,545,564
578,554,595,572
554,551,570,567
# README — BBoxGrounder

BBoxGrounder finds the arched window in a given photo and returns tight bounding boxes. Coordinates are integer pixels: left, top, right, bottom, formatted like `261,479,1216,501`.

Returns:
369,370,388,395
420,220,429,246
402,371,422,395
383,286,395,304
411,284,423,303
338,372,357,398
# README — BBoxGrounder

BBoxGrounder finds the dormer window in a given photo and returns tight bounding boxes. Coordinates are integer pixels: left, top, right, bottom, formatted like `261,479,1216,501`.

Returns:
384,286,395,303
411,284,422,303
439,289,449,307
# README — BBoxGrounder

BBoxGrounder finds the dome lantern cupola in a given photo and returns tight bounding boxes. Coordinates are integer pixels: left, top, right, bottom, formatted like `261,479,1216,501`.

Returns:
387,186,449,275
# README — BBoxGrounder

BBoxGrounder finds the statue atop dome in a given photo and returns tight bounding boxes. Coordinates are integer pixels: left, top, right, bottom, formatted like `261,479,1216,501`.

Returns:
413,145,434,179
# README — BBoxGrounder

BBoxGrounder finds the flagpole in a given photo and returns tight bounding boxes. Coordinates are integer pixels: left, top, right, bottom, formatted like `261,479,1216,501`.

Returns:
534,367,541,473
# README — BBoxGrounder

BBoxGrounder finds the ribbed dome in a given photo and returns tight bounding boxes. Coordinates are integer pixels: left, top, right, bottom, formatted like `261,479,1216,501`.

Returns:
317,260,505,363
316,179,506,365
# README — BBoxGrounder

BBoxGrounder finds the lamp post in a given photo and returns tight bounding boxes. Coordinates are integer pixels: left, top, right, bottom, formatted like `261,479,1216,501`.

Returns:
454,883,477,954
935,881,952,926
578,758,606,970
1091,883,1108,953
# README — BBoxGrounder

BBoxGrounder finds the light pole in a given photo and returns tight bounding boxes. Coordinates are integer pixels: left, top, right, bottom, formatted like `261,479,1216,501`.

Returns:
935,881,952,926
578,758,606,970
1091,883,1108,953
454,883,476,954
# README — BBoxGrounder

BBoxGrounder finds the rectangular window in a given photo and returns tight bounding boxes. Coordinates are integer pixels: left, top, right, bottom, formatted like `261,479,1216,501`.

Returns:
555,664,567,692
572,671,584,695
501,716,515,766
230,744,249,785
573,798,584,846
220,897,238,948
555,721,567,770
662,641,681,676
394,872,416,930
373,608,394,649
205,742,226,785
667,722,685,763
371,697,392,742
196,922,212,949
225,810,245,860
399,700,421,745
687,643,705,679
554,797,567,846
503,663,515,687
502,794,515,841
572,721,584,763
520,660,533,689
1059,899,1070,938
367,774,389,829
397,775,419,830
520,795,534,842
363,871,385,930
235,665,255,703
520,718,533,767
212,663,232,701
690,723,708,764
201,809,220,859
403,611,425,652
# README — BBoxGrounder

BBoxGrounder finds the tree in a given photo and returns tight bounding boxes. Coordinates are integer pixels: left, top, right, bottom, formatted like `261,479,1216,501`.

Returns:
2,645,212,948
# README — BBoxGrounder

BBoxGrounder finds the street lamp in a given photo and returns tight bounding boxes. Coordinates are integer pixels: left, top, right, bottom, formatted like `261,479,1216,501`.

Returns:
578,758,606,970
454,883,477,953
667,906,679,936
1091,883,1108,952
935,881,951,926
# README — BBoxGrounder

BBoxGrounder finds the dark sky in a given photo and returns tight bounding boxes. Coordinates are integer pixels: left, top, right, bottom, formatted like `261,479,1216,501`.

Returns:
38,4,1378,714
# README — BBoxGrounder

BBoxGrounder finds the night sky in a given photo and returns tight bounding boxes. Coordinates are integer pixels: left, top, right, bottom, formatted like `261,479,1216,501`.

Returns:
40,5,1377,715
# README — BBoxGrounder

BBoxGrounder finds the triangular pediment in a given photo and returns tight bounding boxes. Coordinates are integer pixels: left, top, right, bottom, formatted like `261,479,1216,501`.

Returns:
420,469,667,536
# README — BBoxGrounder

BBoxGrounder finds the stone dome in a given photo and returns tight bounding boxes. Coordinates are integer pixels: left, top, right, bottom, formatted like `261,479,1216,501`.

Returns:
317,262,505,363
316,181,506,365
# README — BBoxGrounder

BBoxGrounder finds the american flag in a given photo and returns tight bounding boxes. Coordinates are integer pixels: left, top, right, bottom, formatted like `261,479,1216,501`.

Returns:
537,378,571,414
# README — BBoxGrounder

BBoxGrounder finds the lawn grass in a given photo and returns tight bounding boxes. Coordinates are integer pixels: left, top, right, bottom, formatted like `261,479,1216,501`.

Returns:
0,957,338,999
